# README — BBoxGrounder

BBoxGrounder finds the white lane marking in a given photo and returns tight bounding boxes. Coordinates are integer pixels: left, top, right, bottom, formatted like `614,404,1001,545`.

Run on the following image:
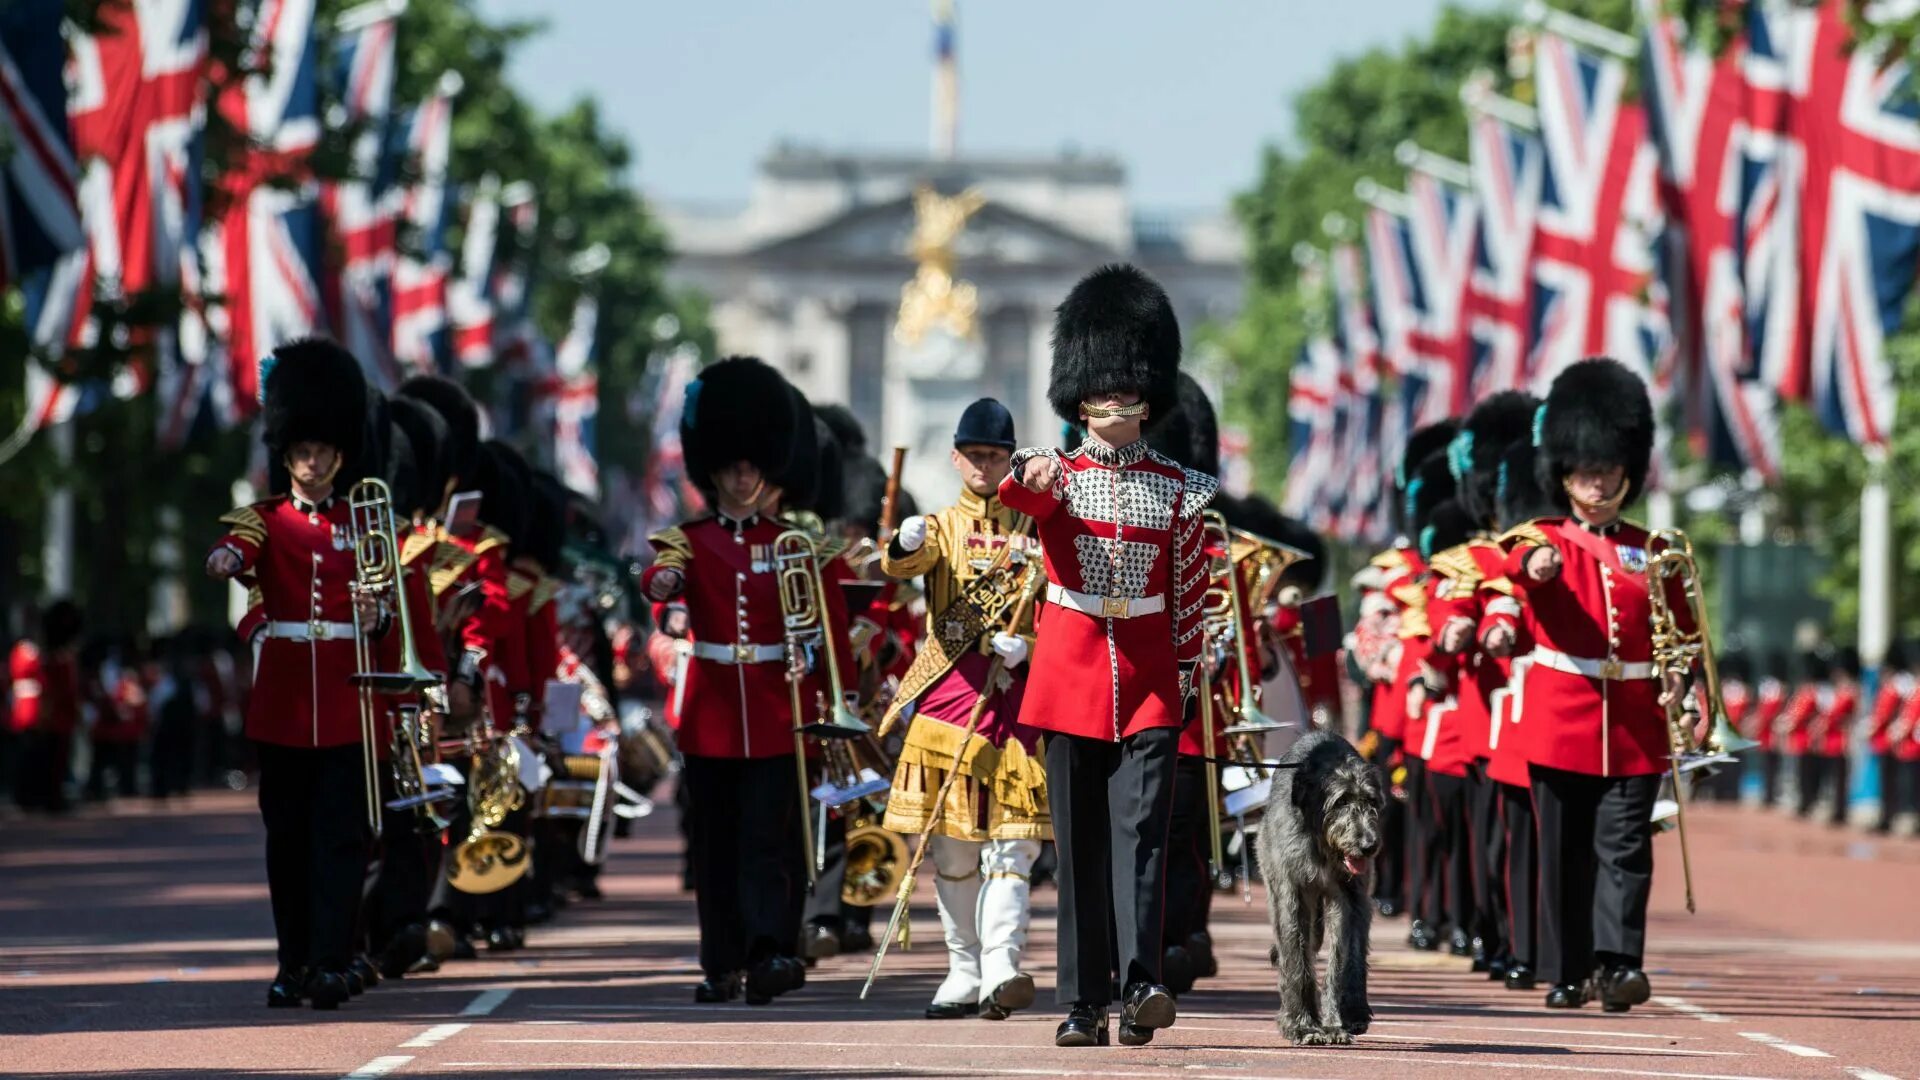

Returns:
1359,1033,1741,1057
1186,1020,1704,1041
441,1067,1336,1080
1656,995,1733,1023
1735,1032,1832,1059
399,1023,470,1049
342,1056,413,1079
460,988,513,1016
1842,1068,1901,1080
1229,1047,1797,1080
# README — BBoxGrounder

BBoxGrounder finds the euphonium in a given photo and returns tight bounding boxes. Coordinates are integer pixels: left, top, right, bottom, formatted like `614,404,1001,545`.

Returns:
448,730,531,894
346,478,440,839
840,817,908,907
1202,511,1285,737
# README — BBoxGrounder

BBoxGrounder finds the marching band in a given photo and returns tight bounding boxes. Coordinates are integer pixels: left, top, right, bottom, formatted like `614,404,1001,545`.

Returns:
3,260,1858,1032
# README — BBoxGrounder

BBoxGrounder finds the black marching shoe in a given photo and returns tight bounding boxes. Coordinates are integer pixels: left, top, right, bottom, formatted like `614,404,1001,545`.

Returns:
378,925,428,980
1406,920,1441,951
1448,928,1473,958
307,971,351,1010
803,922,842,961
981,973,1036,1020
1375,898,1401,918
693,973,741,1003
349,955,382,991
841,924,874,953
266,967,308,1008
342,965,366,996
1055,1003,1109,1047
1595,966,1651,1013
1544,983,1587,1009
744,956,805,1006
1162,945,1196,996
925,1000,980,1019
1470,937,1491,972
1118,982,1177,1046
1504,963,1537,991
1485,951,1510,980
1187,931,1218,979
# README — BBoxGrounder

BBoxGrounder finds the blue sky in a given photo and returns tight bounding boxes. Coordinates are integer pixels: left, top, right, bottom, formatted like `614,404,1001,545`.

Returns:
475,0,1492,212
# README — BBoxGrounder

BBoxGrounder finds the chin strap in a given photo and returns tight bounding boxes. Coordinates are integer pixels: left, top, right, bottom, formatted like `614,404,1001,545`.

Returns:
1080,400,1150,420
1563,476,1630,516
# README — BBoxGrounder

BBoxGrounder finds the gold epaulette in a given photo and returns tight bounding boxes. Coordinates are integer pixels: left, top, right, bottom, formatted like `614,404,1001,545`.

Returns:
1389,581,1427,610
1370,548,1410,573
474,526,509,556
1428,546,1483,588
1499,521,1552,548
246,584,263,612
430,541,476,596
400,530,436,566
217,506,268,547
508,571,536,603
648,526,691,571
531,576,561,614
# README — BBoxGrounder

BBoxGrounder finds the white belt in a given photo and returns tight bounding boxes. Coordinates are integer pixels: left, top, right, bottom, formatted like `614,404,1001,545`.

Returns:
1046,583,1165,620
1530,647,1654,681
266,620,357,642
691,641,785,665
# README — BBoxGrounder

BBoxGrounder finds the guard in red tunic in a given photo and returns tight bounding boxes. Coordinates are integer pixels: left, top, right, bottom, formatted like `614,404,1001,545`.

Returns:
1868,643,1913,831
1806,646,1859,825
205,337,385,1011
1498,357,1688,1013
1399,451,1459,954
9,600,82,813
999,265,1212,1048
1752,653,1790,806
640,357,846,1006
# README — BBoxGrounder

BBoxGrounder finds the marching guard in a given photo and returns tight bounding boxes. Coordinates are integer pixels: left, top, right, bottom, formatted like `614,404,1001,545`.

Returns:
878,397,1048,1021
1000,264,1214,1048
1499,357,1684,1012
205,338,384,1010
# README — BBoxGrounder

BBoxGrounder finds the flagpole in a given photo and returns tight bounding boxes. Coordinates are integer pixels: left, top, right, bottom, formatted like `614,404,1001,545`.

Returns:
1394,142,1471,188
42,423,74,599
1519,0,1638,58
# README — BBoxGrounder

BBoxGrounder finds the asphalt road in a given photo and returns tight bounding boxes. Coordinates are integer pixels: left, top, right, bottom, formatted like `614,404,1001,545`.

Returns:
1,791,1915,1079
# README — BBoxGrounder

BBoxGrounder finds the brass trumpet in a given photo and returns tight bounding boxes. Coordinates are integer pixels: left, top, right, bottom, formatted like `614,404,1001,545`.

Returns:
347,478,442,839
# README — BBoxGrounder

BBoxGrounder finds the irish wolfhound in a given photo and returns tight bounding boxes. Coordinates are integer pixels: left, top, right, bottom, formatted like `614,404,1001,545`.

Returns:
1258,729,1385,1045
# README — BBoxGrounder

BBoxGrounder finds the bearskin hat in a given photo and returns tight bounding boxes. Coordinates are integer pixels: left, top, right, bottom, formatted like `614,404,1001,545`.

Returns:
262,337,368,468
1406,452,1457,540
1047,263,1182,428
841,452,892,537
39,599,82,651
815,403,868,456
397,375,480,489
474,440,531,545
388,396,451,517
523,473,568,573
385,420,421,522
1832,644,1862,679
681,356,799,498
1145,373,1220,476
1800,648,1831,683
1495,440,1567,529
781,405,848,522
1398,420,1462,493
1236,495,1327,594
1535,357,1655,507
1451,391,1540,528
1421,498,1478,561
1717,649,1753,684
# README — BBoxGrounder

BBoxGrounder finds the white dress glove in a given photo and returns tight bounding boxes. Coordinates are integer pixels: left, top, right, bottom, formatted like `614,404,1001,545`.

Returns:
897,515,929,552
991,633,1029,668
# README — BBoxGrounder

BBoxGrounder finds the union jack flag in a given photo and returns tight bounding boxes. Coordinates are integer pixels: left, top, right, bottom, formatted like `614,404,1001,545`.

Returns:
1365,201,1450,427
1282,336,1342,532
207,0,324,413
1403,167,1480,416
1759,0,1920,449
325,0,405,390
638,345,699,539
1463,97,1543,399
1329,242,1387,543
0,0,81,290
1639,0,1786,478
1527,27,1673,394
551,293,600,498
390,76,459,372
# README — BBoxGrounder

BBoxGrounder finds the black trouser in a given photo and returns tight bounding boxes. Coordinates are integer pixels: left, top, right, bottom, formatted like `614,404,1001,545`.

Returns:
257,742,372,975
1402,758,1443,925
1468,761,1506,956
1428,770,1476,937
1758,748,1781,806
1796,752,1849,821
682,753,806,979
1163,756,1215,949
1499,782,1537,968
86,740,140,799
1371,736,1405,910
803,811,876,936
1046,726,1179,1005
1530,765,1659,987
13,729,71,811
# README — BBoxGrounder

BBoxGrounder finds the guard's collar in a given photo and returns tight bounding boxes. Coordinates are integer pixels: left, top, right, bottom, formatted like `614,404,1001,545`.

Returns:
1076,438,1148,468
716,509,761,532
290,493,335,514
1573,516,1623,537
957,487,1001,517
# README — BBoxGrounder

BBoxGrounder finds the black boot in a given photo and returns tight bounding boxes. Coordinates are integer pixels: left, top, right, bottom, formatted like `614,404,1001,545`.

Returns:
694,972,741,1003
1407,920,1441,951
307,971,351,1010
803,922,842,961
1186,931,1218,978
1448,928,1473,957
266,967,308,1008
1596,966,1650,1013
1118,982,1176,1046
1162,945,1196,996
349,955,382,991
342,966,366,996
378,925,428,980
1544,983,1587,1009
1504,963,1537,990
1470,937,1491,972
1055,1003,1109,1047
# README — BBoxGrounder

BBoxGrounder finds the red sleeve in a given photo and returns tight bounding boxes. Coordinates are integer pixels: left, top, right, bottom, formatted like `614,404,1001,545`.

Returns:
1173,495,1209,698
463,546,512,664
9,642,41,733
525,601,560,726
998,450,1064,521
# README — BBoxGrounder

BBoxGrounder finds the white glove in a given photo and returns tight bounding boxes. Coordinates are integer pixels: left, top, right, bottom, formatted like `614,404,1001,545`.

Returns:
991,633,1029,668
897,515,928,552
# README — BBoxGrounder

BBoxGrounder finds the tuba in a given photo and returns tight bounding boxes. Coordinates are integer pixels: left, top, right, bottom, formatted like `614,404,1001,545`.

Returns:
347,478,442,838
448,729,531,894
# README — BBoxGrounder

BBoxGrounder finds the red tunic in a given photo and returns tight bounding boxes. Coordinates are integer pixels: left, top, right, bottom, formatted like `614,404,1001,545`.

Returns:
1866,675,1909,755
10,642,80,736
1365,546,1424,743
1502,518,1690,778
999,439,1215,742
210,495,366,748
91,669,149,745
1815,684,1857,758
641,512,855,759
1782,685,1822,757
1427,539,1513,765
1751,678,1786,748
1896,687,1920,763
523,576,561,730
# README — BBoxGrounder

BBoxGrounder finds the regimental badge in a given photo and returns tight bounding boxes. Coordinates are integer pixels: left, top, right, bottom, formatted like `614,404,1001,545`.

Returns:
750,544,772,574
330,525,349,552
1616,545,1648,575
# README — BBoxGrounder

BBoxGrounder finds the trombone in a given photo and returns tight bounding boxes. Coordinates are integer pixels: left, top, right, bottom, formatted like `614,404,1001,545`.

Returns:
347,478,442,838
775,526,870,883
1200,511,1287,737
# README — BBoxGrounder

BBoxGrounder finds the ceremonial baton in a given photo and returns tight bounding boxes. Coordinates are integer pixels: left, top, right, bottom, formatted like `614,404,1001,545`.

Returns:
861,571,1041,1000
879,446,909,542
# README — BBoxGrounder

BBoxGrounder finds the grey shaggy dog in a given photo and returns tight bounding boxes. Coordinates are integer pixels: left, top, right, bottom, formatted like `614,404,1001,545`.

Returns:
1257,729,1386,1045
